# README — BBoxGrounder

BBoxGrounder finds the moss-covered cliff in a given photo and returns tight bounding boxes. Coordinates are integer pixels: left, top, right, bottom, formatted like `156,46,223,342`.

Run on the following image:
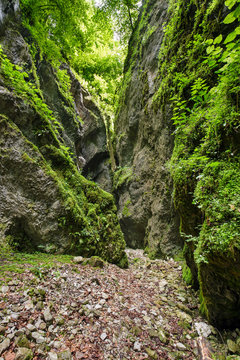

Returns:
0,6,128,268
115,0,182,256
116,0,240,326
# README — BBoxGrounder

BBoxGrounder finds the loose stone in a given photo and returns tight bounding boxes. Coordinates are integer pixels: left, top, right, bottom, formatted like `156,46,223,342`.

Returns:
15,347,33,360
0,338,10,355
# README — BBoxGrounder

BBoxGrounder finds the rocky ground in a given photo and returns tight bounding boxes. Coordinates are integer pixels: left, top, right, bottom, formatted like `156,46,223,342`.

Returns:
0,249,239,360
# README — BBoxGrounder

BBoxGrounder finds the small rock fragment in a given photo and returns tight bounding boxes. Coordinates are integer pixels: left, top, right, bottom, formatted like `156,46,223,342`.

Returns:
47,352,58,360
176,342,187,351
100,332,107,341
57,349,72,359
0,337,10,355
1,286,9,294
55,316,64,326
133,341,141,351
44,308,53,324
32,332,45,344
26,324,35,332
194,322,212,338
15,335,30,348
73,256,84,264
15,347,33,360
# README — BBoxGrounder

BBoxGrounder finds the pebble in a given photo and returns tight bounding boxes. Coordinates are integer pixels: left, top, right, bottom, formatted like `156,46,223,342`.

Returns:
176,342,187,351
0,338,10,355
133,341,141,351
44,308,53,324
15,347,33,360
26,324,36,332
194,322,212,337
57,349,72,359
32,331,45,344
55,315,64,326
73,256,84,264
53,341,62,349
47,352,58,360
1,286,9,293
100,332,107,341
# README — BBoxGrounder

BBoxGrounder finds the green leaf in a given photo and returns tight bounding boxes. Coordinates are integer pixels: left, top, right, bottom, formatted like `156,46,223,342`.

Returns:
208,59,217,67
234,4,240,17
206,45,214,54
235,25,240,34
223,11,236,24
225,0,239,9
224,30,237,43
212,46,222,56
214,34,223,44
206,38,213,45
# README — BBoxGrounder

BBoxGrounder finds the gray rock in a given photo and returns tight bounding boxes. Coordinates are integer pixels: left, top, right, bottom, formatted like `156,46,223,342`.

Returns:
15,334,30,348
114,0,181,254
31,332,45,344
133,341,141,351
176,310,192,325
176,342,187,351
0,28,126,268
26,324,35,332
43,308,53,324
194,322,212,338
1,286,9,294
100,332,107,341
15,347,33,360
73,256,84,264
55,316,65,326
47,353,58,360
57,350,72,360
0,337,10,355
87,256,105,268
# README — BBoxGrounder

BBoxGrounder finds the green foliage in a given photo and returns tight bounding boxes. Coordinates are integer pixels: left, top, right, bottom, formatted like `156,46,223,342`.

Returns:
122,200,132,217
0,42,127,267
0,45,62,141
155,0,240,284
113,166,133,190
99,0,140,44
19,0,129,118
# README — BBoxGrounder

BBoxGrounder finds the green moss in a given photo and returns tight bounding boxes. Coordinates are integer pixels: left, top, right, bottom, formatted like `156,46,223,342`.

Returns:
113,166,133,190
144,246,165,260
0,59,127,268
122,200,132,217
182,264,193,285
22,153,36,163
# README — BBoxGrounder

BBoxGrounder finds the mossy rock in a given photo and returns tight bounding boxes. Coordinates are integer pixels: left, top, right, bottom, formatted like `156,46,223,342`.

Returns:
84,256,106,268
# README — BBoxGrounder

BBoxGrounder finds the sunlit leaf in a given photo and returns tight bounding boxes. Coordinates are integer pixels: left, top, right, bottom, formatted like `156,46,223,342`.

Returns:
214,34,222,44
234,4,240,17
206,45,214,54
223,11,236,24
224,30,237,43
225,0,239,9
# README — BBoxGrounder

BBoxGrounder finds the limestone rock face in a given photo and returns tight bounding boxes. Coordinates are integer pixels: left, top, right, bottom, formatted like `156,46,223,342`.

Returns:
115,0,181,255
0,12,127,267
38,62,112,192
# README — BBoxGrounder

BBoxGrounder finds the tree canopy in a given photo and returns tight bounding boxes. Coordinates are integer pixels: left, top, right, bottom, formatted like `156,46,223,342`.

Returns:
19,0,140,115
